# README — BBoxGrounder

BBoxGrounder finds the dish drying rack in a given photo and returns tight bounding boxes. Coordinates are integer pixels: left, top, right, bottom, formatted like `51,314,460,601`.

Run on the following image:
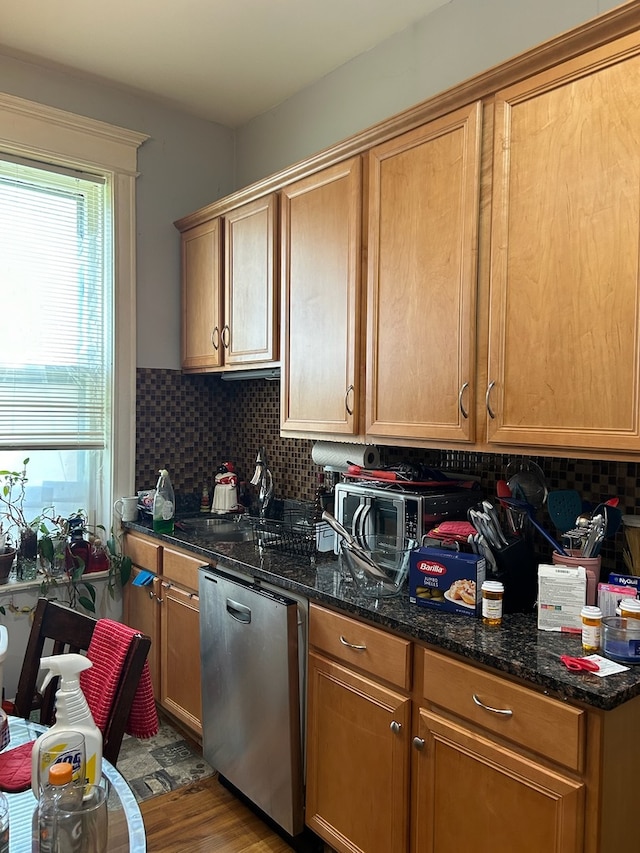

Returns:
251,506,318,559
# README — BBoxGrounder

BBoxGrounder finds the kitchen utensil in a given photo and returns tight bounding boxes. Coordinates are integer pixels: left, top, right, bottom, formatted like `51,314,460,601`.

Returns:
547,490,582,534
496,480,519,534
500,497,568,555
321,511,389,579
339,534,417,597
505,458,548,510
482,500,509,547
592,502,622,538
582,513,605,558
559,655,599,672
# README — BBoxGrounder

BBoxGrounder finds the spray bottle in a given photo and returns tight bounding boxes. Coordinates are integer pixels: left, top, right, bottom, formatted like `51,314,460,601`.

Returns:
31,654,103,796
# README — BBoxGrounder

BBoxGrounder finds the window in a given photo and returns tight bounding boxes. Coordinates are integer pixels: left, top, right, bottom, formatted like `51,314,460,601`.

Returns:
0,159,109,527
0,92,147,534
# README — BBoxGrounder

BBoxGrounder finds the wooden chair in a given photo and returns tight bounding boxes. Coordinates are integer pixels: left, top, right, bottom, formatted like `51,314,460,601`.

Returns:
13,598,152,766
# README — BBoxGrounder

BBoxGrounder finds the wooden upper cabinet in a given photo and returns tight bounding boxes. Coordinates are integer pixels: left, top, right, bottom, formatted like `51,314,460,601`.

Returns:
366,102,482,442
280,157,362,435
224,193,279,367
181,217,223,371
487,32,640,452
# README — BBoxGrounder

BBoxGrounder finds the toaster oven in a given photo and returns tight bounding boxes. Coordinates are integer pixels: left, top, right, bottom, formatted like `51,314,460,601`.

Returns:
333,480,479,553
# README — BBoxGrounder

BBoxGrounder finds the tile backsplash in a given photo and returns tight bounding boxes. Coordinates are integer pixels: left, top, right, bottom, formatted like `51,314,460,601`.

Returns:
136,368,640,575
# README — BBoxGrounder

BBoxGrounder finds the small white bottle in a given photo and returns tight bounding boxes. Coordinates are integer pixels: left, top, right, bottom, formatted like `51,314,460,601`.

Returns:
581,605,602,652
482,580,504,626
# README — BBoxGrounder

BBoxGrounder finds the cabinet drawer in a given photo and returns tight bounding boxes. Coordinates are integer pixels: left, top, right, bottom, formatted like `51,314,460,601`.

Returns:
124,532,161,574
309,604,411,691
162,546,208,591
421,649,585,771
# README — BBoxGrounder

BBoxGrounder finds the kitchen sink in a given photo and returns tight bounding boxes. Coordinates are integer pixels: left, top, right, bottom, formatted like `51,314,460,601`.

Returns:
177,516,255,543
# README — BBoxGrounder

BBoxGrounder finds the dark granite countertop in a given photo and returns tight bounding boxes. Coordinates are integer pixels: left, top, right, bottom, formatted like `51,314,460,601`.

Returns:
126,519,640,712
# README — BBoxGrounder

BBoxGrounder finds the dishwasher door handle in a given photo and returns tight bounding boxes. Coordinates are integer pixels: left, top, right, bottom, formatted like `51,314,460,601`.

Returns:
226,598,252,623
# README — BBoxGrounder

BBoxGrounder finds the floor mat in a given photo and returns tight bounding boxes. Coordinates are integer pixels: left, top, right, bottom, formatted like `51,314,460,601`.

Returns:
117,718,215,803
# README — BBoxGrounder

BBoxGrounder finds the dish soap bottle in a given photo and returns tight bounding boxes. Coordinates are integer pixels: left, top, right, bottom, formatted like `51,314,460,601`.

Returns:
153,468,175,534
31,654,103,796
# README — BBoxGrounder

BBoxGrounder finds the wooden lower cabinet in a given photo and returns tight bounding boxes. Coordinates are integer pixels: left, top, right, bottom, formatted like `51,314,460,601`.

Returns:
413,709,584,853
159,577,201,736
123,565,161,700
123,532,205,737
306,651,411,853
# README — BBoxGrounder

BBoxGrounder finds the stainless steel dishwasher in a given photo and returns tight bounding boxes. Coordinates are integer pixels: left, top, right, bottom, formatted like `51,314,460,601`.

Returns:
199,564,306,839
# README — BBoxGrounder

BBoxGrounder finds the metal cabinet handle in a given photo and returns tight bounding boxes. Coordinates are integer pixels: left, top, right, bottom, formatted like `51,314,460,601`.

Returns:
339,634,366,651
211,326,220,351
390,721,402,734
485,381,496,419
226,598,251,624
458,382,469,419
412,736,425,750
221,324,230,350
344,384,354,417
472,693,513,717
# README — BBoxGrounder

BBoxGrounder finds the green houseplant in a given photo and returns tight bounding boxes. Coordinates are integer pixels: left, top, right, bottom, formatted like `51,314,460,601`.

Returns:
0,459,131,614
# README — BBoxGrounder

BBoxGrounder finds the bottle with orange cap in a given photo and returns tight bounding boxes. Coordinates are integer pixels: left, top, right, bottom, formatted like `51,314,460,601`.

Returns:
35,762,82,853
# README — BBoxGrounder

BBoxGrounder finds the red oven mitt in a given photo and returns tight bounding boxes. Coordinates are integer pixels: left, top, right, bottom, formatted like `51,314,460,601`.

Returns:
0,740,34,792
427,520,476,543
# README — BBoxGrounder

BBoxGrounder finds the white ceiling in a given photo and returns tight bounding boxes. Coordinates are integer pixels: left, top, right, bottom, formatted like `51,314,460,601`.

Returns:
0,0,450,127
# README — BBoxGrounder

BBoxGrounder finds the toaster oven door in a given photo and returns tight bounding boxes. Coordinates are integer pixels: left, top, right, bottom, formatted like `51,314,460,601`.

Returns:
335,487,407,552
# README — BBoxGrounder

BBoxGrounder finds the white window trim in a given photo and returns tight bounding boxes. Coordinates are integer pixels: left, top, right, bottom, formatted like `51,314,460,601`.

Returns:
0,92,149,512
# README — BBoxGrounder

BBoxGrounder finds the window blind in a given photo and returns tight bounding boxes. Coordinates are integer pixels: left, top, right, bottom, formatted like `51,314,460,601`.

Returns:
0,158,109,450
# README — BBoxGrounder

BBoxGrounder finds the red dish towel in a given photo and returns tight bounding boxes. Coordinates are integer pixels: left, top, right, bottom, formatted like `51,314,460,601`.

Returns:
80,619,159,739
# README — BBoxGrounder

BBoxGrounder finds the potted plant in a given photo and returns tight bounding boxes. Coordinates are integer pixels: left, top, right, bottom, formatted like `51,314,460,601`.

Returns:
0,460,131,613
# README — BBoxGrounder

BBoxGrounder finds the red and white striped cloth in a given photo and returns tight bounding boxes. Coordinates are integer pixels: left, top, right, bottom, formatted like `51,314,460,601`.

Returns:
80,618,158,739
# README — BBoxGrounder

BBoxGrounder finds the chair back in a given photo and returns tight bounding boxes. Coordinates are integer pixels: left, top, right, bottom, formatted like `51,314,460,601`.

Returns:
13,598,151,766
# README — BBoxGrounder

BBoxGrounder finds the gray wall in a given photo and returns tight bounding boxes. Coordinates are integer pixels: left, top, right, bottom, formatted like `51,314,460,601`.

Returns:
235,0,622,187
0,0,624,369
0,51,234,370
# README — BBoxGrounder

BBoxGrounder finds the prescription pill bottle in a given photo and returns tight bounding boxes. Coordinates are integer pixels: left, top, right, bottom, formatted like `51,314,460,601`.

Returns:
619,598,640,620
482,581,504,626
580,605,602,652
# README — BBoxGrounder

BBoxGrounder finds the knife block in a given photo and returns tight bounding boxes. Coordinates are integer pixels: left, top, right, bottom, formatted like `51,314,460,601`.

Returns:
489,538,538,614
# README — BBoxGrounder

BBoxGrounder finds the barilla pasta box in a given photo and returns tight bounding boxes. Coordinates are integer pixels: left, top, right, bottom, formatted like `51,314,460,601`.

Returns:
409,546,486,617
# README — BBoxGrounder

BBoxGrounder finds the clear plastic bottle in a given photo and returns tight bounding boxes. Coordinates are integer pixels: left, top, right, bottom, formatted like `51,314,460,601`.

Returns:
152,468,175,535
581,605,602,652
35,762,82,853
481,580,504,626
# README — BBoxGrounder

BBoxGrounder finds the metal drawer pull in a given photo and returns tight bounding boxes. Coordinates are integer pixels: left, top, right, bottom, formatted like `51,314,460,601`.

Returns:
412,736,425,750
485,381,496,419
390,721,402,734
344,385,354,417
472,693,513,717
458,382,469,419
339,635,366,651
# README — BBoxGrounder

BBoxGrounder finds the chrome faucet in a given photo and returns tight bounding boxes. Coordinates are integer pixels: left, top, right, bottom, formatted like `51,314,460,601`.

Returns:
250,447,273,520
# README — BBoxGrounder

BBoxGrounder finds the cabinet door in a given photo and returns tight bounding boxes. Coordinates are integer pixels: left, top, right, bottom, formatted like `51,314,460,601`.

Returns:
181,217,223,371
160,582,201,736
123,566,160,700
367,103,482,443
487,33,640,452
306,651,410,853
280,157,362,435
224,194,279,367
413,709,584,853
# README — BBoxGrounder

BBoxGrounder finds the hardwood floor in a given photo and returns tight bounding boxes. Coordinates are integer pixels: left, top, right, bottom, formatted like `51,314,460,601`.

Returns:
140,775,297,853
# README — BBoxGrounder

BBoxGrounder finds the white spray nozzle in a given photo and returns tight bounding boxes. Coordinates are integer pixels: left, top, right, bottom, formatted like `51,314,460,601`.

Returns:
39,653,92,692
